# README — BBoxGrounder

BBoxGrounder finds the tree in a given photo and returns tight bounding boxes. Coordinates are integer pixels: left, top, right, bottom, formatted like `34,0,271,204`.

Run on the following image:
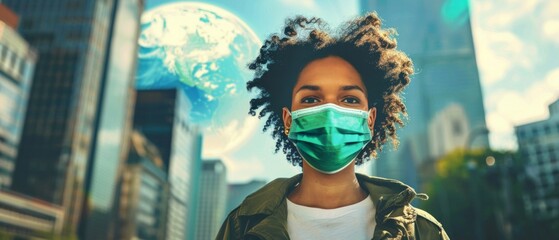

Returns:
419,148,527,240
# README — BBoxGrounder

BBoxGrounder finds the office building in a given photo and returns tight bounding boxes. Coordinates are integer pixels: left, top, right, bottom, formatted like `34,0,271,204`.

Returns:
4,0,117,233
361,0,488,188
133,88,203,240
428,103,471,159
77,0,143,239
0,190,64,238
0,4,37,189
196,160,227,240
516,98,559,220
116,130,168,240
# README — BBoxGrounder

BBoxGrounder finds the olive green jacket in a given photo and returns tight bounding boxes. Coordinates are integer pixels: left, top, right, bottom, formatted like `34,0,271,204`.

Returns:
216,173,450,240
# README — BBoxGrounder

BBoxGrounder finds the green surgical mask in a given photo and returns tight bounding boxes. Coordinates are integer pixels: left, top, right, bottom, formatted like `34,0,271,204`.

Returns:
287,103,372,174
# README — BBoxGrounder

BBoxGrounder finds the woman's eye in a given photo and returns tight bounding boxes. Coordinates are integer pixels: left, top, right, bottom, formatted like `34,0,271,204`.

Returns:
301,97,319,104
342,97,360,104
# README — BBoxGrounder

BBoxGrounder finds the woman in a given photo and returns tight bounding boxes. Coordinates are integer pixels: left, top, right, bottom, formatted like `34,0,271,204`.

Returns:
217,12,450,240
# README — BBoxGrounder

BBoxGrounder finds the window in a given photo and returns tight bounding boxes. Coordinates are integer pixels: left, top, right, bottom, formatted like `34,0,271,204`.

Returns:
19,59,26,76
11,53,17,69
0,45,7,62
536,146,542,155
452,120,462,135
544,125,551,134
532,127,539,136
517,129,525,138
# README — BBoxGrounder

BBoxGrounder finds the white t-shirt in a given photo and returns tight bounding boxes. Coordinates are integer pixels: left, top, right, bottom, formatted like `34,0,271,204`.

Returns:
286,196,376,240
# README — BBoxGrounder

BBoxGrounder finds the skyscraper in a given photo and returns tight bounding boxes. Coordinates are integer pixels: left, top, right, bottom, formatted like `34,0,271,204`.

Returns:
4,0,117,233
78,0,143,239
133,88,203,240
116,130,168,240
0,190,65,238
515,98,559,221
196,160,228,240
0,4,37,189
360,0,488,188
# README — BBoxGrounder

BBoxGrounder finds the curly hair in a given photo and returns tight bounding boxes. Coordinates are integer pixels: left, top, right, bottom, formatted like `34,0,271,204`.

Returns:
246,12,414,167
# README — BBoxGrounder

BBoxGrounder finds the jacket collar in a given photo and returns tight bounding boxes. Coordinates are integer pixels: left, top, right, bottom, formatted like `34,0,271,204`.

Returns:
237,174,301,239
237,173,427,218
237,174,301,217
237,173,427,239
355,174,427,222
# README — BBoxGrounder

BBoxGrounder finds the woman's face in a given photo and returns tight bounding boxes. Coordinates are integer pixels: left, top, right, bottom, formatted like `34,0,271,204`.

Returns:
282,56,376,131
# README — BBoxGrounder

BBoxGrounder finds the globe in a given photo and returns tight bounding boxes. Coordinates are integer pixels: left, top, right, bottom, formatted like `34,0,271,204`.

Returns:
137,2,261,157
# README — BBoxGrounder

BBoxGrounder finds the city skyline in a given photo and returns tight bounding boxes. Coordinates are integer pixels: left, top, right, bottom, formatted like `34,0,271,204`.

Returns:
140,0,559,183
0,0,557,239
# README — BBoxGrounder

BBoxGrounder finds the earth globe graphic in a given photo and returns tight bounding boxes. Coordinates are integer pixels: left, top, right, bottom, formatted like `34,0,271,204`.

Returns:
137,2,262,157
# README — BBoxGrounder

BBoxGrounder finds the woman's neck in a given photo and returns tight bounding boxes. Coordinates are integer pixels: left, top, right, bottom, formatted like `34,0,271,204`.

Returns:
287,161,368,209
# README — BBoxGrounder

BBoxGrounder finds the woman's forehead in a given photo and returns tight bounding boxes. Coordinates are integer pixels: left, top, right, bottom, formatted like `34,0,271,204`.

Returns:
294,56,365,92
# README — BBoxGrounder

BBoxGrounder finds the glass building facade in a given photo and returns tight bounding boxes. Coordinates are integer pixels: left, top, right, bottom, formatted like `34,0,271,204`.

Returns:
516,99,559,220
196,160,227,240
4,0,116,233
0,7,37,190
133,88,203,240
0,190,65,238
360,0,489,188
116,130,168,240
77,0,143,239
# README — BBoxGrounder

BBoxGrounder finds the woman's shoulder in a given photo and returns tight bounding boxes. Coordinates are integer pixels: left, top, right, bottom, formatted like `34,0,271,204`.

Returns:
231,175,302,216
217,176,300,239
356,173,449,239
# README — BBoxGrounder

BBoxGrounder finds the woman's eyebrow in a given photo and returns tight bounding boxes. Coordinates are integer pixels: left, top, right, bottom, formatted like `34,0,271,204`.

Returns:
295,85,365,94
295,85,320,93
340,85,365,93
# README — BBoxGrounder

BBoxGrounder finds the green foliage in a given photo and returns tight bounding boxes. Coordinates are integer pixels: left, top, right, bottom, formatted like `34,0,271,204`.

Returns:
419,148,523,240
0,230,13,240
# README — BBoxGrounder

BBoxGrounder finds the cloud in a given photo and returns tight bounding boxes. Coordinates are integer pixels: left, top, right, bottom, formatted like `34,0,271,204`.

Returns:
482,0,538,29
280,0,317,9
488,130,518,150
485,67,559,149
544,68,559,93
543,20,559,44
202,115,260,158
494,80,556,125
486,111,513,134
541,0,559,23
471,0,538,30
470,0,553,88
473,29,533,86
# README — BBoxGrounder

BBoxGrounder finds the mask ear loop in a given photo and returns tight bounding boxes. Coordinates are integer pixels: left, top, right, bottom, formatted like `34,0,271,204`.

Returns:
358,108,375,157
284,109,308,167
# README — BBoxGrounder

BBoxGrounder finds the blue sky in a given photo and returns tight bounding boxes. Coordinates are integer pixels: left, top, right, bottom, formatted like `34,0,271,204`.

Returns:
469,0,559,150
143,0,559,183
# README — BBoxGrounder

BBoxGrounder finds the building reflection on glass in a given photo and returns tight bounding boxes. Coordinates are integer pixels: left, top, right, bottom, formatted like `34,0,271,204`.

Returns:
116,130,168,240
360,0,489,191
133,88,203,240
